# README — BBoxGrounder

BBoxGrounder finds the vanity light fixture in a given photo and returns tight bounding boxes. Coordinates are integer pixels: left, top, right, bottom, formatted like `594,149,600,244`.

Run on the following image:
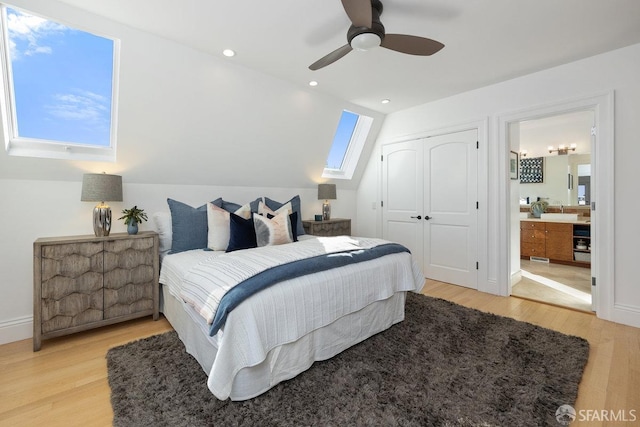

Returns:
548,143,576,155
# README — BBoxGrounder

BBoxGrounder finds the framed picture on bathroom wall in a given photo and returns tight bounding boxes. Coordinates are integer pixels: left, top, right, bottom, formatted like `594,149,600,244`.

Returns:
510,151,518,180
520,157,544,183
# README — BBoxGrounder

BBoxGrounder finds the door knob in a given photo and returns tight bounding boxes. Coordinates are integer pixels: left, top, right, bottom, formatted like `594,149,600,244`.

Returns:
424,216,432,220
411,215,422,220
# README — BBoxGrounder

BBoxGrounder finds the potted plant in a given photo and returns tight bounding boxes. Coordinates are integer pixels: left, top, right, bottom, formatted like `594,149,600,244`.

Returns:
118,206,148,235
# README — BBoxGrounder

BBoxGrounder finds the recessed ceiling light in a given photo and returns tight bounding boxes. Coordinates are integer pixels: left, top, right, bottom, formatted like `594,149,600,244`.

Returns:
222,49,235,57
309,80,318,87
381,99,390,104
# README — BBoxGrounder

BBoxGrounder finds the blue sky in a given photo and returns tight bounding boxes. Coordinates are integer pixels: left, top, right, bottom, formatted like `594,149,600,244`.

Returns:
6,7,113,146
326,110,358,169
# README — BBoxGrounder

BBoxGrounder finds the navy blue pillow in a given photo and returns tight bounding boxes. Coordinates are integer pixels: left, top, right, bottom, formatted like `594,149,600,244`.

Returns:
226,213,258,252
265,195,305,236
167,198,222,253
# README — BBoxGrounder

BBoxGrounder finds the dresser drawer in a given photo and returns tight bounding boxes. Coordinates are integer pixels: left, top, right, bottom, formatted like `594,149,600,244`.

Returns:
521,242,545,257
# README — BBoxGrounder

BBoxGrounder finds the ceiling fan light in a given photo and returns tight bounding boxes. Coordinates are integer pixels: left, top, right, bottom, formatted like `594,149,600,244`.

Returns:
351,33,381,51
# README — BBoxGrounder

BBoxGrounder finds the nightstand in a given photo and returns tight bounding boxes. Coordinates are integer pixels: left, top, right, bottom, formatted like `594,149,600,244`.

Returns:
302,218,351,237
33,231,159,351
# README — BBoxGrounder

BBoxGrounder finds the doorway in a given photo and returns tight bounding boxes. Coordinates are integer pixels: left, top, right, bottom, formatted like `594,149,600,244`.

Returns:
514,259,592,311
510,110,594,312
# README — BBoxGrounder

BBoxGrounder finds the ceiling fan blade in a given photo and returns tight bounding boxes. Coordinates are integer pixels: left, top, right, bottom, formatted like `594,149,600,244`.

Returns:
381,34,444,56
309,44,353,70
341,0,372,28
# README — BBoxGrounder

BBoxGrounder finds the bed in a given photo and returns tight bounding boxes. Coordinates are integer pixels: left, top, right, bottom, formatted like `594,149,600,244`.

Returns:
155,197,424,401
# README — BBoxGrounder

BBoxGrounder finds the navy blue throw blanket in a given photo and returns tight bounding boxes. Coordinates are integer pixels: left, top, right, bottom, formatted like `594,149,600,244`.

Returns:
209,243,410,336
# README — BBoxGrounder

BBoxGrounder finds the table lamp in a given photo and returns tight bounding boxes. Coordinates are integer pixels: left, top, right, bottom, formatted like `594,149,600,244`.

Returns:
317,183,337,220
81,173,123,237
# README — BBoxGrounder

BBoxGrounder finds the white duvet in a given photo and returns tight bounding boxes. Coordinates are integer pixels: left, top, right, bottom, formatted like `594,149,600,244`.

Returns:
160,236,424,400
180,235,394,327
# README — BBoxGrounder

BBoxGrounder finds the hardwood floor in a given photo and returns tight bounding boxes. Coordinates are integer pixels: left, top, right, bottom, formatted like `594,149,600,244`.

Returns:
0,316,173,427
1,281,638,426
513,260,593,312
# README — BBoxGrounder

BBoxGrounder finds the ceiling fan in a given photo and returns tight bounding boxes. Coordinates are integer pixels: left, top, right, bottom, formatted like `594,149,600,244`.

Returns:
309,0,445,71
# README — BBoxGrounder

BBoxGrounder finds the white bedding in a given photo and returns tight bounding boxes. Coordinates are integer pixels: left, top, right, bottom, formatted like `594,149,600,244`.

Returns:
159,236,424,400
180,235,400,327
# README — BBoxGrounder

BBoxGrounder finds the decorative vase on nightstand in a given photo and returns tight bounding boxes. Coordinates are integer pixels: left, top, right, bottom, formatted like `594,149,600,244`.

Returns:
127,220,138,235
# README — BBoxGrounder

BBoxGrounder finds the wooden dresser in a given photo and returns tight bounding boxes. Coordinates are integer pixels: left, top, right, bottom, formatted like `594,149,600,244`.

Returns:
33,231,159,351
302,218,351,237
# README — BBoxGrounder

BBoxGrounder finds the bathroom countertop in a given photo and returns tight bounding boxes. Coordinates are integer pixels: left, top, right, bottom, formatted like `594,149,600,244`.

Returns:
520,217,590,224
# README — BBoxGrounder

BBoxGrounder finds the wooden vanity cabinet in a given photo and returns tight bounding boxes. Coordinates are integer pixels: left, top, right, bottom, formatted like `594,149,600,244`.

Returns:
520,221,546,258
520,221,574,262
544,222,574,261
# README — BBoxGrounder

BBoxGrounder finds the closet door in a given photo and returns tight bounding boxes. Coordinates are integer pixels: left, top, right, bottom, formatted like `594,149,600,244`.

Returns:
382,129,478,289
382,140,424,271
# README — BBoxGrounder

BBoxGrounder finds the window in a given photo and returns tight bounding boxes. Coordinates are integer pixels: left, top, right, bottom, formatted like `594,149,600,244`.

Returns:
0,4,119,161
322,110,373,180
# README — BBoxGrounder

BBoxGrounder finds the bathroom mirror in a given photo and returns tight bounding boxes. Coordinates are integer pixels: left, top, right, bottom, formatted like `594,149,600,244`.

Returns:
515,110,593,207
519,153,591,206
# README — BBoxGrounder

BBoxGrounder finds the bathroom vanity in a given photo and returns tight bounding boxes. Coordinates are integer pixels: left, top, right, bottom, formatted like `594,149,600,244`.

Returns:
520,219,591,267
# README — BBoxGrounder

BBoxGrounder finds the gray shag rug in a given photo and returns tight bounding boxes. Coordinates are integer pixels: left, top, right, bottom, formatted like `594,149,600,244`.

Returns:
107,292,589,426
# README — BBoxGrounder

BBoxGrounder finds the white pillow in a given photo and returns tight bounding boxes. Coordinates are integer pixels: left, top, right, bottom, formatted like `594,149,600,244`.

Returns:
253,211,293,247
207,202,254,251
258,200,292,217
152,211,172,255
234,202,253,220
207,203,231,251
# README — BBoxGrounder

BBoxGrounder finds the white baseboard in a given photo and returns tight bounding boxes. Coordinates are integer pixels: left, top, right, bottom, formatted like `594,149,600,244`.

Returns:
0,316,32,346
511,270,522,286
611,304,640,329
480,278,501,296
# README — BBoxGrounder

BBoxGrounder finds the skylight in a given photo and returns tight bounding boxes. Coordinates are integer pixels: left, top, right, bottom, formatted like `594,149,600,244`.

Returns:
0,4,119,161
322,110,373,180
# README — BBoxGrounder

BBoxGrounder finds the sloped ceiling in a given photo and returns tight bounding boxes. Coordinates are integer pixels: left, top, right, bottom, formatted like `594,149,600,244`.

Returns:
54,0,640,113
3,0,640,191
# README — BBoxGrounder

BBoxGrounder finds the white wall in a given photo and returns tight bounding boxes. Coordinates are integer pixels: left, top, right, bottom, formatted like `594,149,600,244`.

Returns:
357,42,640,327
0,0,376,344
